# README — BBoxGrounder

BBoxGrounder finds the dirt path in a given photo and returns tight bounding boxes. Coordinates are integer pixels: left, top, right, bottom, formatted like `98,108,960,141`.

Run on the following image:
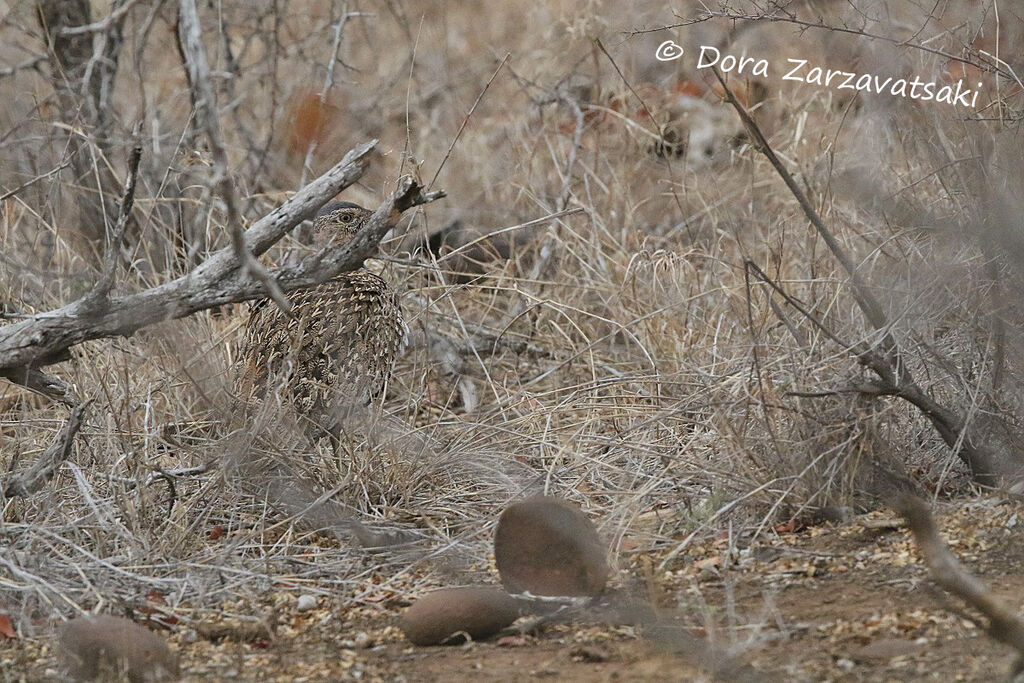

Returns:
350,499,1023,681
4,498,1021,681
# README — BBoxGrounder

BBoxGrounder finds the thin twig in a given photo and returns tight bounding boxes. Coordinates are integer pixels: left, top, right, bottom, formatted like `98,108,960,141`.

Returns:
713,66,902,378
743,258,1015,486
743,260,883,374
299,8,368,186
704,69,1024,478
87,138,143,304
433,208,584,264
0,160,72,202
428,53,509,190
594,38,657,127
554,93,584,211
177,0,292,314
56,0,145,36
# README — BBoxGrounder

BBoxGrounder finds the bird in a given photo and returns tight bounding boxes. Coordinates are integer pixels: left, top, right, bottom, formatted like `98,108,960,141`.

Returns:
235,201,407,441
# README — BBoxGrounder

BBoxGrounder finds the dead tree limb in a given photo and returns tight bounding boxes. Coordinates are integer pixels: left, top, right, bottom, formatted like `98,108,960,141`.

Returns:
55,0,143,36
895,494,1024,677
0,367,79,407
0,142,443,380
3,400,91,498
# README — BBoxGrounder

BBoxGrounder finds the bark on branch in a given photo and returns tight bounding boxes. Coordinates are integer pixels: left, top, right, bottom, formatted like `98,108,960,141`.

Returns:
0,142,444,379
895,494,1024,677
3,400,91,498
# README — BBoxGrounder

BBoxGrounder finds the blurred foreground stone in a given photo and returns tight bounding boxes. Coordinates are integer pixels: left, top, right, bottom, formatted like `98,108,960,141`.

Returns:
495,495,608,597
57,614,178,682
400,587,521,646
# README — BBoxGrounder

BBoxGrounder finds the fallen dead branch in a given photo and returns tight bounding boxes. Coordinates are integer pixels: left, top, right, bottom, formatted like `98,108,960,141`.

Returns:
0,366,78,406
3,400,91,499
0,144,443,383
894,494,1024,677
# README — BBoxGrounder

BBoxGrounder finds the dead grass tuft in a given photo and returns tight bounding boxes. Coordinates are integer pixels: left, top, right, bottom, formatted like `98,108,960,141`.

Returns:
2,1,1023,676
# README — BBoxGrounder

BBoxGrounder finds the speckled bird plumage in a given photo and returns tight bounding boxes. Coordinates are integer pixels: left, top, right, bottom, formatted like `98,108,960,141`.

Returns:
236,202,406,432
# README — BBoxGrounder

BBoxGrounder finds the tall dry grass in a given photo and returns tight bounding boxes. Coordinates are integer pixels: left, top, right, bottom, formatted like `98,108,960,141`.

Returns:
1,0,1022,641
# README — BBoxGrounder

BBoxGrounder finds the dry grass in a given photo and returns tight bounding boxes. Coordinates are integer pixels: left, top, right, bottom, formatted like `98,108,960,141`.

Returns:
2,0,1023,666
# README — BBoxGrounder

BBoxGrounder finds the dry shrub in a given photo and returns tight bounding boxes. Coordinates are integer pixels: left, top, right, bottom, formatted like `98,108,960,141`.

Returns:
1,0,1022,654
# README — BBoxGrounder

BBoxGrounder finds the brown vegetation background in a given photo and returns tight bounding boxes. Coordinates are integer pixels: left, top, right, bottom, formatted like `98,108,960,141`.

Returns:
1,0,1023,679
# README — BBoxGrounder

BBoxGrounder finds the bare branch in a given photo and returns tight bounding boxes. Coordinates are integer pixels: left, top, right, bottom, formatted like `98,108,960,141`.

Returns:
0,54,47,80
895,494,1024,676
3,400,91,498
56,0,144,36
0,366,79,406
711,71,1024,481
298,9,370,185
0,151,447,378
37,0,130,251
713,67,900,372
743,260,894,382
745,258,1020,485
176,0,292,314
86,139,143,304
0,160,72,202
428,53,509,190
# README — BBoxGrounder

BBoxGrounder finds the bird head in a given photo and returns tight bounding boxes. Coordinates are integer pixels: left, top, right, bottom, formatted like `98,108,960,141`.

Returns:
312,201,372,247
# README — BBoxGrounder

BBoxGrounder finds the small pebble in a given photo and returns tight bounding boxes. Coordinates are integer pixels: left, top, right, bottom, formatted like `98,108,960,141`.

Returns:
296,595,318,612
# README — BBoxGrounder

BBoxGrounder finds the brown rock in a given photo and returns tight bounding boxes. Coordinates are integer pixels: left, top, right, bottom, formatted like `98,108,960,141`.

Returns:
57,614,179,682
195,618,271,643
399,587,521,646
495,495,608,597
